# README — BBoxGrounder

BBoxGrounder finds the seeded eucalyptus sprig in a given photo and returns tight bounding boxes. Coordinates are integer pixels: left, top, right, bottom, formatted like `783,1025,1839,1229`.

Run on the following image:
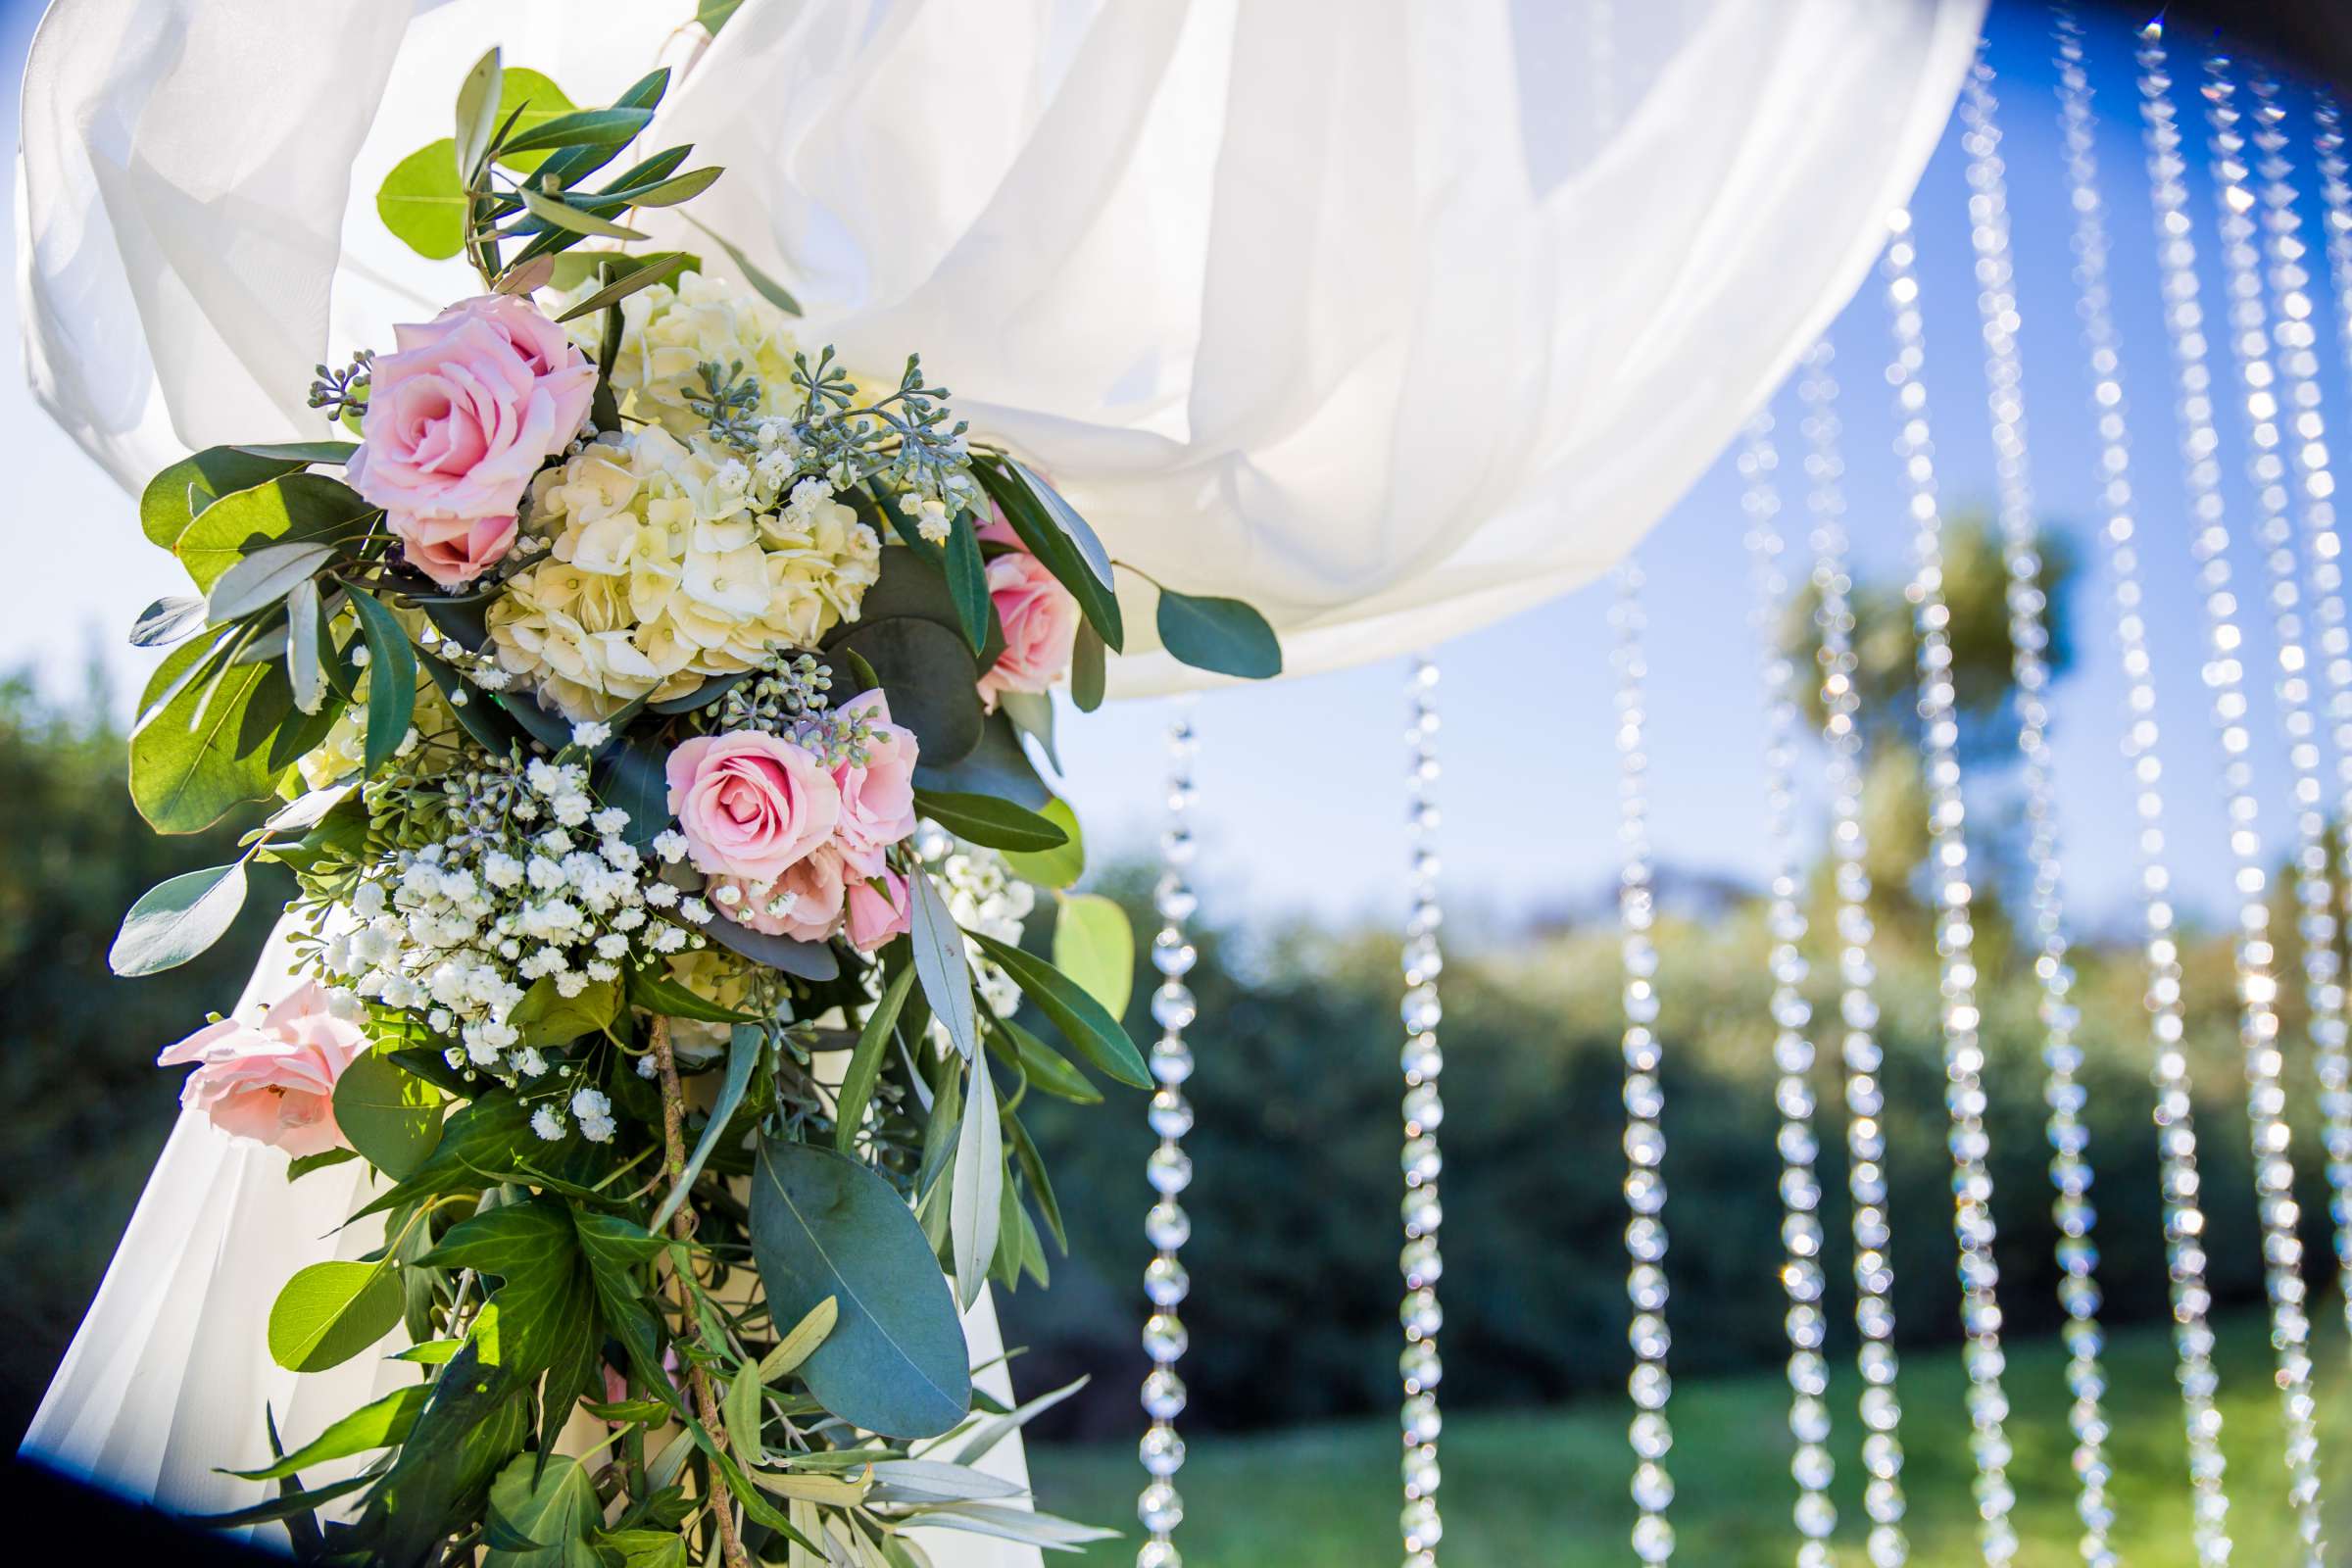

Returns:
790,349,979,510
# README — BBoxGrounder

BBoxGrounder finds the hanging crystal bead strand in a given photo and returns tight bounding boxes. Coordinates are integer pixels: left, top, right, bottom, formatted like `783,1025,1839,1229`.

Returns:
2309,90,2352,1331
1798,339,1912,1568
1611,561,1675,1566
1880,207,2020,1566
2193,58,2331,1558
1397,657,1446,1568
1956,53,2116,1565
2054,16,2234,1559
1136,701,1199,1568
1738,414,1837,1564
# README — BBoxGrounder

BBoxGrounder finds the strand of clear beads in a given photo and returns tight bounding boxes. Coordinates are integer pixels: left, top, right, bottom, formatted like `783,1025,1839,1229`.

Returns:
2194,58,2329,1559
1880,206,2019,1566
2055,16,2233,1558
2309,89,2352,1332
1739,413,1837,1564
1957,54,2116,1564
1797,338,1912,1568
1135,701,1199,1568
1397,658,1446,1568
1611,560,1675,1565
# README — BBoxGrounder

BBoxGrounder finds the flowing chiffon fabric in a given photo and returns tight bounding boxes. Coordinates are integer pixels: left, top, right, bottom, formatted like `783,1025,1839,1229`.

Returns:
21,0,1984,694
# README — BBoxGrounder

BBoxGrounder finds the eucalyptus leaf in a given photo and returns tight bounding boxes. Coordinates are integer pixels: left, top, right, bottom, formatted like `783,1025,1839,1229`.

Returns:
207,541,335,622
285,577,325,714
268,1260,404,1373
950,1061,1002,1311
1052,893,1135,1019
699,907,843,980
130,637,284,833
229,441,361,465
913,713,1050,810
377,137,467,260
1154,585,1284,678
830,615,984,765
129,594,208,649
1069,619,1106,711
590,737,669,848
971,457,1121,651
910,790,1068,854
749,1139,970,1439
333,1053,445,1180
1000,799,1084,889
908,870,979,1061
176,473,375,593
110,860,249,976
995,688,1060,773
943,515,991,656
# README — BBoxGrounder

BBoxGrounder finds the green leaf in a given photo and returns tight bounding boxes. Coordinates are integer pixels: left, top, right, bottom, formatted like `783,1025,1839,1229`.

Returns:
1069,618,1106,710
110,860,249,975
228,1383,430,1481
607,166,724,210
333,1053,446,1180
508,974,620,1048
597,1529,687,1568
288,1147,361,1182
650,1023,760,1232
1005,1112,1068,1250
590,736,670,849
698,908,844,981
141,449,308,551
722,1362,765,1464
190,1472,376,1530
1001,798,1085,888
453,48,505,181
516,185,648,241
971,456,1121,650
174,472,377,592
680,214,802,315
498,106,654,159
285,576,325,714
968,930,1149,1089
351,1093,540,1220
525,71,667,196
1155,585,1283,678
420,1198,594,1380
698,0,747,34
626,966,760,1024
268,1259,404,1373
912,790,1069,854
944,515,992,656
347,586,419,779
130,637,287,833
996,687,1059,773
485,67,577,175
829,615,985,766
128,593,208,649
912,710,1050,809
1052,893,1134,1020
230,441,360,465
749,1138,971,1439
988,1015,1101,1105
484,1452,602,1568
909,869,979,1060
951,1061,1002,1311
552,250,691,323
377,137,466,260
207,540,332,622
834,963,916,1153
760,1296,840,1381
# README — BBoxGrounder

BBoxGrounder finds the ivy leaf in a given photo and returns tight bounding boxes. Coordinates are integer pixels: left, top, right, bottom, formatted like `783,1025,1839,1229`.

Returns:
268,1260,404,1373
967,930,1149,1089
1155,586,1283,679
1052,892,1135,1020
420,1198,594,1380
749,1139,971,1439
333,1053,446,1180
483,1452,601,1568
109,860,249,975
910,789,1069,854
1001,798,1085,889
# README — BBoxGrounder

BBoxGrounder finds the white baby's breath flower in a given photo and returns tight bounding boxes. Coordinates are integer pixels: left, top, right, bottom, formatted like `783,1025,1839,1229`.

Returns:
653,830,689,863
531,1106,567,1141
570,720,612,749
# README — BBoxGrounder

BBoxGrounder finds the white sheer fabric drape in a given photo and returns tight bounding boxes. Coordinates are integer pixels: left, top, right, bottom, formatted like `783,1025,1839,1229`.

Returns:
21,0,1983,694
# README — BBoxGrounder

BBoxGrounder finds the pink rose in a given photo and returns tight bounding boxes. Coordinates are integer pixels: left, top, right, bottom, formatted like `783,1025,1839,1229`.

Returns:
975,537,1081,711
665,731,841,883
713,847,849,944
831,690,920,875
845,869,913,952
348,295,597,589
156,981,367,1157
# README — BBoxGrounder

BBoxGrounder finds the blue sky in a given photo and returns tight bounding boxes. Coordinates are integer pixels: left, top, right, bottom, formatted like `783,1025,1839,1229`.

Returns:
4,4,2334,941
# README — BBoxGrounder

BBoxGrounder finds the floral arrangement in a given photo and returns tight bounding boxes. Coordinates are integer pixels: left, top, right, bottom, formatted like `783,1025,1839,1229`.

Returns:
109,51,1277,1568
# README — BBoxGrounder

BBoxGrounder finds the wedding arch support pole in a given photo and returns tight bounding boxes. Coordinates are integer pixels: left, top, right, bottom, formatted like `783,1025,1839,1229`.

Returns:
1398,659,1447,1568
1956,49,2117,1563
1135,700,1201,1568
1879,203,2022,1566
2053,13,2234,1558
1797,338,1913,1568
1738,412,1838,1564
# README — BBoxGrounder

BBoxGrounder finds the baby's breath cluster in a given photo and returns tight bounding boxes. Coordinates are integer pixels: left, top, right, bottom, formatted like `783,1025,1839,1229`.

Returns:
311,748,706,1113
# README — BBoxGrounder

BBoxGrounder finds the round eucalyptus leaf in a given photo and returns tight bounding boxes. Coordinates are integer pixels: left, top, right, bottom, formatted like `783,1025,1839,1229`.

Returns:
830,616,984,764
110,860,251,976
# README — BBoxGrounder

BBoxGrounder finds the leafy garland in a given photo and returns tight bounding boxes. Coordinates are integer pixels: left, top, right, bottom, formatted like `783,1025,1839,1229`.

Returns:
108,47,1278,1568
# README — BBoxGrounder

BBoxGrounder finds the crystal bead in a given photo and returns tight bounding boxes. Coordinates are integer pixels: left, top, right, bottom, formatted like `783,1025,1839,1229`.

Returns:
1400,1340,1443,1392
1136,1541,1183,1568
1148,1090,1194,1140
1152,930,1197,977
1138,1481,1183,1534
1401,1136,1443,1184
1143,1312,1188,1365
1400,1034,1444,1079
1151,984,1197,1031
1401,1394,1442,1446
1138,1424,1186,1477
1146,1200,1190,1250
1150,1038,1194,1086
1633,1514,1676,1564
1146,1144,1192,1196
1400,1288,1443,1338
1145,1256,1190,1306
1400,1496,1443,1548
1401,1083,1444,1131
1142,1368,1187,1420
1402,1446,1441,1495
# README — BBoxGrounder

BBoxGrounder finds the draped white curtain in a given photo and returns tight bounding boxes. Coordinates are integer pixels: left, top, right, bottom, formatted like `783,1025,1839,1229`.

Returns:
20,0,1983,694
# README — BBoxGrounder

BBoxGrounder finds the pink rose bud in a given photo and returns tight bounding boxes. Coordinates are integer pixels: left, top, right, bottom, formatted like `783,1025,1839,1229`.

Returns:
156,981,368,1157
975,543,1081,711
713,846,849,945
845,869,913,952
830,690,920,875
347,295,598,589
665,731,842,884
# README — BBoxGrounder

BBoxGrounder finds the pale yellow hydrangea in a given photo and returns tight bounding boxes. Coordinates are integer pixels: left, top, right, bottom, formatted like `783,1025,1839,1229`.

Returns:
296,671,458,791
571,269,803,437
488,426,882,719
663,949,759,1058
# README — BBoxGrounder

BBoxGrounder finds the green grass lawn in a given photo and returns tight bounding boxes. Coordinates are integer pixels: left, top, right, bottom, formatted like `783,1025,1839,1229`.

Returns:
1026,1306,2352,1565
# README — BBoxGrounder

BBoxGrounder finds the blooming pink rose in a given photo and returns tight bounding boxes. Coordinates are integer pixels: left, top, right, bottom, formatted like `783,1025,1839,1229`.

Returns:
845,869,913,952
975,535,1081,711
666,731,841,883
830,690,920,875
348,295,598,588
713,846,849,944
156,981,367,1157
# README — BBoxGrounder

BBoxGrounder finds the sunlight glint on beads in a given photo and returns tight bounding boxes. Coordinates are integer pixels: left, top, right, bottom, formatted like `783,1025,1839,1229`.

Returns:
1797,339,1912,1568
1956,53,2115,1564
1612,560,1675,1566
2054,16,2233,1557
1136,702,1200,1568
2192,56,2329,1560
1880,206,2020,1565
1738,413,1838,1564
1399,658,1447,1568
